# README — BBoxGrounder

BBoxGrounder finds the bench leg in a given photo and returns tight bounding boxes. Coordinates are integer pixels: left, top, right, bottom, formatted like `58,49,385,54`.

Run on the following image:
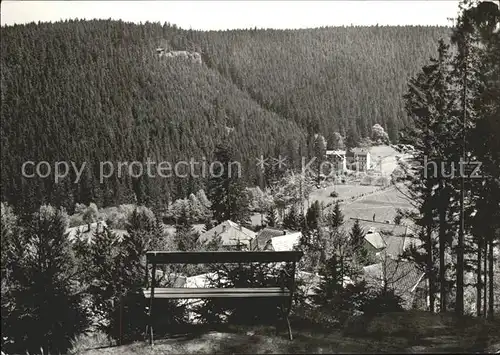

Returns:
149,323,154,346
277,301,293,340
275,303,283,336
284,296,294,341
285,314,293,341
146,313,154,346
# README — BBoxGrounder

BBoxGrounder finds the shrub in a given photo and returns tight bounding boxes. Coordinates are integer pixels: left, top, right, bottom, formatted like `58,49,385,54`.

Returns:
362,289,404,316
360,175,374,185
80,207,185,344
194,262,285,326
329,191,339,198
110,208,183,342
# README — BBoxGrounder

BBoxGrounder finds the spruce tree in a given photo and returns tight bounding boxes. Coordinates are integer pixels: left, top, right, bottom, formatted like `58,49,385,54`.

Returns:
306,200,322,231
265,205,278,227
401,37,458,312
283,204,304,231
326,201,344,230
313,254,344,306
208,144,251,224
3,205,89,355
448,0,500,315
349,219,365,251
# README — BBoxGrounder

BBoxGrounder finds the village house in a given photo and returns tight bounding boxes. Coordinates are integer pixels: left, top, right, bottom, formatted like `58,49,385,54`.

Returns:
362,258,427,310
198,220,257,250
342,218,421,261
346,148,372,171
252,227,302,251
326,149,347,172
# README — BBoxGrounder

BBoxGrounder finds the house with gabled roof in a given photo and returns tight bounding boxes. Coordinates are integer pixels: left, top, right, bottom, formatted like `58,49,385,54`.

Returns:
326,149,347,172
252,227,302,251
362,258,427,310
346,147,372,171
198,220,256,249
343,218,421,260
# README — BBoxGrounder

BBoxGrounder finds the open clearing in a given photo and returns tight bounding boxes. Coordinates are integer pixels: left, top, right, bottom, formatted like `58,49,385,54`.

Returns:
340,185,414,222
250,183,414,226
308,184,380,206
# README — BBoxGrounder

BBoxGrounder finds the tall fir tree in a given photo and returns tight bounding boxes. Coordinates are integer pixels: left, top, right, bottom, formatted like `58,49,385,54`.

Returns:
305,200,322,231
265,205,278,228
208,144,251,225
3,205,89,355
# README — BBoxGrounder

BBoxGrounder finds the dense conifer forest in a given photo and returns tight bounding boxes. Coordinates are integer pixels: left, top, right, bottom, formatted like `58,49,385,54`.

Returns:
1,20,451,212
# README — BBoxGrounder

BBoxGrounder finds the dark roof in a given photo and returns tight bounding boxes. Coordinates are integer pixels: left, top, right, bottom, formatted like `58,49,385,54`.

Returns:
351,147,371,155
343,218,409,238
363,259,425,308
342,218,417,258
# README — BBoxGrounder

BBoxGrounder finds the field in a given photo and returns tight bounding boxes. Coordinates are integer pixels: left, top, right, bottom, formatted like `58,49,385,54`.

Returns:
339,184,414,222
250,182,414,227
308,184,380,206
72,311,500,354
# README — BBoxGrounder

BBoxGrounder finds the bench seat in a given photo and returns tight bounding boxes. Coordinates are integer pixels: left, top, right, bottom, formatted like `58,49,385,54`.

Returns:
143,287,291,299
144,251,303,343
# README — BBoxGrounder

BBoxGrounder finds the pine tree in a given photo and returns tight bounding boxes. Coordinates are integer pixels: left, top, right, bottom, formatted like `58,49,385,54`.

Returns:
401,36,459,313
313,254,344,306
283,204,298,230
174,227,199,251
116,207,172,342
349,219,365,251
330,132,345,150
448,0,500,315
3,205,89,355
314,134,327,186
326,201,344,230
306,200,322,231
208,144,251,224
265,205,278,227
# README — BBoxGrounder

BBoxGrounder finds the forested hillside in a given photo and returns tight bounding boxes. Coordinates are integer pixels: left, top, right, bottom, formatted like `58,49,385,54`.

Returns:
1,20,450,212
184,26,451,142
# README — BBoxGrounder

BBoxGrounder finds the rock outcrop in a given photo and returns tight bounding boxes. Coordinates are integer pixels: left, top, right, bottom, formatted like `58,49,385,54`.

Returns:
156,48,202,64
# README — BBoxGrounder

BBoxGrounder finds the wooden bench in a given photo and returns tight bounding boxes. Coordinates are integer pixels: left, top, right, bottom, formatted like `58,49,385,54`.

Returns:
143,250,303,344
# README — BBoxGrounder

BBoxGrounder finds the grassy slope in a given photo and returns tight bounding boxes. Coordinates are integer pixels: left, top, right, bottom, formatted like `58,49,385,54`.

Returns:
73,311,500,354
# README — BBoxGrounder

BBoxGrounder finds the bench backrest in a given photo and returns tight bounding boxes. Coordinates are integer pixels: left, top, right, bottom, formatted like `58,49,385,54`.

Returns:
146,251,303,264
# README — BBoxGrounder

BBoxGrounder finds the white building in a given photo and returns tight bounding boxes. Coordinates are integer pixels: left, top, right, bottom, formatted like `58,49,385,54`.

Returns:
326,149,347,172
198,220,257,249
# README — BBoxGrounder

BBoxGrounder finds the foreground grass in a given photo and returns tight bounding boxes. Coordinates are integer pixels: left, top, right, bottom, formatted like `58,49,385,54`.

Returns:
73,311,500,354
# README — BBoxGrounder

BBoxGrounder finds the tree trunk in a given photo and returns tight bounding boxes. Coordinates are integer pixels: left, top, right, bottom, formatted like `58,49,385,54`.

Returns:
426,224,435,313
488,237,494,319
439,182,447,312
477,238,482,317
484,241,488,317
455,37,469,316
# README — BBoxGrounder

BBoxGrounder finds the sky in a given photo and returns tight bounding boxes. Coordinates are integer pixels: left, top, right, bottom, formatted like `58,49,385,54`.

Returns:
1,1,461,29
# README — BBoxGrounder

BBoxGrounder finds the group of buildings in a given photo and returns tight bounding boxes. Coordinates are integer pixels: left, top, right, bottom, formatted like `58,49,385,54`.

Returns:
65,216,428,311
193,218,427,310
326,148,372,172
